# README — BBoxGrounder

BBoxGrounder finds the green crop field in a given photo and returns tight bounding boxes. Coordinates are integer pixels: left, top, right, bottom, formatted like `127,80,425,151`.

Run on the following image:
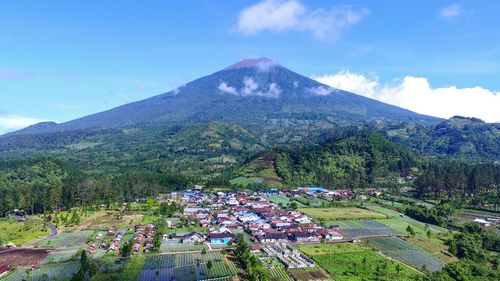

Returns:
366,205,448,234
299,207,386,221
367,237,444,272
36,230,93,248
300,242,420,281
0,219,49,246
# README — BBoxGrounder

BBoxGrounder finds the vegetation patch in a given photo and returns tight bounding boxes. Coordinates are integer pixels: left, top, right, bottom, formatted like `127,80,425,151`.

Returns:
0,219,49,246
301,242,420,281
299,207,386,222
367,237,444,272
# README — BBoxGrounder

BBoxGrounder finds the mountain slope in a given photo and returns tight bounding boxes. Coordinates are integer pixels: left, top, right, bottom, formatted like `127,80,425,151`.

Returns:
8,58,440,136
387,116,500,159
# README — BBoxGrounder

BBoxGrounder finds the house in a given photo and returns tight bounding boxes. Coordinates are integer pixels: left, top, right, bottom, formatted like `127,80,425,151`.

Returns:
208,232,235,244
182,232,205,243
258,231,287,243
290,231,320,243
324,230,343,240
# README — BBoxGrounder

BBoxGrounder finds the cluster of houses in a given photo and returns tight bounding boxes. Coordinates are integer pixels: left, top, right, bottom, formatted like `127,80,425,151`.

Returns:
87,229,124,254
177,190,344,246
133,224,156,253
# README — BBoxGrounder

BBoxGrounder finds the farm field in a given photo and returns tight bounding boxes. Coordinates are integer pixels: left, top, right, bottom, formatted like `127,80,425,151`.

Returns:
86,212,143,230
139,252,239,281
299,207,387,222
0,219,49,245
160,242,208,253
0,248,49,268
288,267,329,281
300,242,420,281
36,230,93,248
367,237,444,272
403,236,457,263
2,261,80,281
42,248,79,264
366,205,448,234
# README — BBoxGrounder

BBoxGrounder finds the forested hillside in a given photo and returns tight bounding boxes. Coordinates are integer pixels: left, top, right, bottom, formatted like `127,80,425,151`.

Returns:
274,132,421,188
415,161,500,203
0,159,192,216
388,116,500,159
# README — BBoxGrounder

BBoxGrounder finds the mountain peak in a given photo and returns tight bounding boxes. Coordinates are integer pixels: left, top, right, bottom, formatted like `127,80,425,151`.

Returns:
225,57,281,71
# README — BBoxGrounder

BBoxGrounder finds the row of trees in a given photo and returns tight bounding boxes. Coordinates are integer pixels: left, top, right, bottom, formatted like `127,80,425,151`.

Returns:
415,162,500,212
0,159,193,216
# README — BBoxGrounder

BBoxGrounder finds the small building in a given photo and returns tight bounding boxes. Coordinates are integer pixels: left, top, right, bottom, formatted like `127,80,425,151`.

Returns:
208,232,234,244
290,231,319,243
325,230,343,240
258,231,287,243
182,232,205,243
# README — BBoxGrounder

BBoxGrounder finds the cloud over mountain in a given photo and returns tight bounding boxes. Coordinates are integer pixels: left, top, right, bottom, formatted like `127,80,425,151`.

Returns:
313,70,500,122
236,0,369,40
0,114,49,134
218,77,282,98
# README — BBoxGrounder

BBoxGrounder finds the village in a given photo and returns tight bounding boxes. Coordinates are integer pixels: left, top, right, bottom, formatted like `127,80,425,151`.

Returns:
1,186,498,281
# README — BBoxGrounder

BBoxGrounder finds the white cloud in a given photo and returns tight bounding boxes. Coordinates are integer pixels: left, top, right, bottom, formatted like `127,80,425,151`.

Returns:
439,3,462,20
306,85,335,96
218,77,282,98
0,115,50,135
218,82,238,95
236,0,369,40
312,71,500,123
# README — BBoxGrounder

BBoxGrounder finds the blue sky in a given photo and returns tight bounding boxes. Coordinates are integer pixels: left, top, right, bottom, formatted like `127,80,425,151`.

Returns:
1,0,499,133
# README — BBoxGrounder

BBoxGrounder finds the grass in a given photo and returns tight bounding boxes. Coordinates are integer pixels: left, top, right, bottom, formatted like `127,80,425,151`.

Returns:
0,219,49,245
230,176,258,186
300,242,420,281
299,207,386,221
403,235,457,264
120,255,146,281
80,211,143,231
299,242,371,256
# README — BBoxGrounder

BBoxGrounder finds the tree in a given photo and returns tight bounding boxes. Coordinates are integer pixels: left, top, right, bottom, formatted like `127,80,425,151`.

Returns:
120,238,134,257
207,260,213,270
395,263,402,275
406,225,415,237
71,250,96,281
201,248,207,255
289,202,297,210
427,229,432,240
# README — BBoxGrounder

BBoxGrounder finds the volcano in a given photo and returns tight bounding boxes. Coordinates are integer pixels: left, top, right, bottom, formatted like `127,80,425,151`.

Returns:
6,58,440,138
